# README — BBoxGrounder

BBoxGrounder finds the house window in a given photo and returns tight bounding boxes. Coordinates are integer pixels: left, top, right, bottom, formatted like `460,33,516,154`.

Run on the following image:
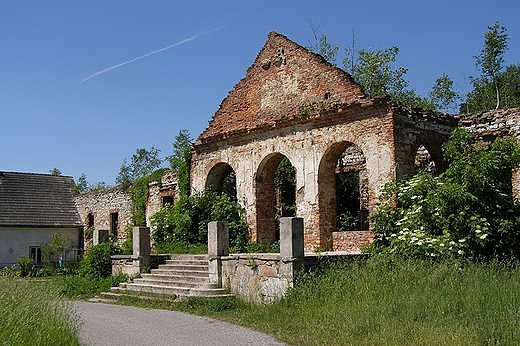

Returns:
110,212,119,236
29,246,42,265
162,196,174,207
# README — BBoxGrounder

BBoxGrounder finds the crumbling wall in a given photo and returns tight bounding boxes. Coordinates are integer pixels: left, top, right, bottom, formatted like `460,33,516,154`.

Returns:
75,186,132,247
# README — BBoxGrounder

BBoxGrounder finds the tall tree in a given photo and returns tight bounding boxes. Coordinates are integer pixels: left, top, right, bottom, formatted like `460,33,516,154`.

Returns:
166,129,193,196
49,168,61,176
305,19,339,65
116,146,162,188
474,21,509,110
427,74,460,112
344,46,433,109
74,173,88,194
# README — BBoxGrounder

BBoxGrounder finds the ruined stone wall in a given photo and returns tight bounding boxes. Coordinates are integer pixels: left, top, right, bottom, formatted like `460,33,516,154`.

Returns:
391,104,459,178
192,101,396,251
75,186,132,246
145,170,179,228
458,108,520,198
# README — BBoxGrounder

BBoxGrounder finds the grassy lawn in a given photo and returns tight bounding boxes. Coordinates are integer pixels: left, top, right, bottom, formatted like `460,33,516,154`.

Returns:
114,258,520,346
2,258,520,345
0,276,80,346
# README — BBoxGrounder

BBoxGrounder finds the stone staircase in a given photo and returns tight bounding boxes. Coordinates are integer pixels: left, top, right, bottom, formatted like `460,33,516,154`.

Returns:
98,254,231,302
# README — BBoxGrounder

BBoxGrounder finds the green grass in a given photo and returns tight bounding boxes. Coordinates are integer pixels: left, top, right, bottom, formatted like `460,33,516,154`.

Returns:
112,258,520,346
0,277,80,346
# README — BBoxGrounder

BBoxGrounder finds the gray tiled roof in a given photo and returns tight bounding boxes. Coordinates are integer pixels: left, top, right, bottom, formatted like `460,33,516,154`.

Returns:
0,171,83,228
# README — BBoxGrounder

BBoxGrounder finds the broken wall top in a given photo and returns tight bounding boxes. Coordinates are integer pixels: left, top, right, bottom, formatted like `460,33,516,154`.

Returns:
196,32,367,145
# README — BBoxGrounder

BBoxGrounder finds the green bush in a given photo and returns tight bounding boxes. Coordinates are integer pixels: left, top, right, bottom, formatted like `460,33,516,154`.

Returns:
16,256,34,277
80,243,114,278
371,128,520,261
41,233,72,269
151,190,248,252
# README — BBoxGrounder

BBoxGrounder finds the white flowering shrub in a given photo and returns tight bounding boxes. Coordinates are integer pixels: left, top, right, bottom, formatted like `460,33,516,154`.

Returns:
371,128,520,261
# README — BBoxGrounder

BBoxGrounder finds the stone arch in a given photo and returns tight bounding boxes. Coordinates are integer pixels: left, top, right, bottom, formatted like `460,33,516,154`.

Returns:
318,141,367,249
205,162,237,199
254,152,296,246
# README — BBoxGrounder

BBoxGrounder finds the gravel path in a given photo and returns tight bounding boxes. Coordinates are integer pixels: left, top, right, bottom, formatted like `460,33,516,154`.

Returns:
74,301,286,346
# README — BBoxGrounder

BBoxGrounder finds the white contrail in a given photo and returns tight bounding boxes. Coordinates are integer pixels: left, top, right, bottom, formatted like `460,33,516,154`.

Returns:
81,26,224,83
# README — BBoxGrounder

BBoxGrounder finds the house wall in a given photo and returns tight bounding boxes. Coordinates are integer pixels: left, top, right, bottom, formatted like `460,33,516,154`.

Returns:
0,227,80,267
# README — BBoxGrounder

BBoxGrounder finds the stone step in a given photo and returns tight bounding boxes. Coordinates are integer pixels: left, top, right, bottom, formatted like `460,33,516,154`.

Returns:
165,259,209,266
157,264,209,272
150,269,210,277
132,277,220,289
139,273,210,283
123,282,230,298
169,254,208,261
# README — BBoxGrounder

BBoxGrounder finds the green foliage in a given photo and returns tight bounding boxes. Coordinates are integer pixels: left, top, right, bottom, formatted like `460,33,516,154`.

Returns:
274,158,296,219
116,146,163,188
0,277,80,345
41,233,72,269
49,168,62,176
129,168,166,226
371,128,520,261
167,129,193,197
426,73,460,112
461,22,520,112
336,172,361,232
151,190,248,253
80,243,119,278
62,273,128,299
73,173,88,194
16,256,34,277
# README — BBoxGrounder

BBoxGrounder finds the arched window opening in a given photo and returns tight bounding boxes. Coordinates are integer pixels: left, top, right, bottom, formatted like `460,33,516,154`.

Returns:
415,145,436,174
205,163,237,201
336,145,369,231
255,154,295,245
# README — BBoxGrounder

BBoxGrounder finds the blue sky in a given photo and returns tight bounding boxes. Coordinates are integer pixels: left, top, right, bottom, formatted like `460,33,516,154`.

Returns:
1,1,519,186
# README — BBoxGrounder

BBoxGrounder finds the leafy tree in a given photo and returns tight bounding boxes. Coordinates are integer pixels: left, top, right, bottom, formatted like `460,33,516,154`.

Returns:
166,129,193,196
41,233,72,269
305,20,339,65
116,146,162,188
74,173,88,194
460,22,520,112
151,190,248,252
427,73,460,112
474,21,509,110
343,46,433,109
371,128,520,261
49,168,61,176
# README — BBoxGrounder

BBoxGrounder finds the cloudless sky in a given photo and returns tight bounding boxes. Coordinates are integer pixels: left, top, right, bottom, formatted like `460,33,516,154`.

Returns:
1,1,519,186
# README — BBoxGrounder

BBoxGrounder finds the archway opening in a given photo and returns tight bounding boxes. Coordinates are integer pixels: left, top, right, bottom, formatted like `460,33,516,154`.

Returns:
255,154,295,246
205,162,237,201
414,144,436,174
319,142,368,249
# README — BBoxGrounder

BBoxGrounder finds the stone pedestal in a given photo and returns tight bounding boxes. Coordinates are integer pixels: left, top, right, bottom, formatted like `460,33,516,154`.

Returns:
280,217,304,258
208,221,229,285
132,227,151,269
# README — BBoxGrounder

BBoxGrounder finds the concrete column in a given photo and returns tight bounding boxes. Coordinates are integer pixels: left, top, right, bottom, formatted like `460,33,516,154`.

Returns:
208,221,229,257
93,229,109,246
280,217,304,258
208,221,229,286
132,227,150,269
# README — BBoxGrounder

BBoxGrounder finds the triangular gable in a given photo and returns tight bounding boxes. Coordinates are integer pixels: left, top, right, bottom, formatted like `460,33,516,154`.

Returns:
197,32,367,143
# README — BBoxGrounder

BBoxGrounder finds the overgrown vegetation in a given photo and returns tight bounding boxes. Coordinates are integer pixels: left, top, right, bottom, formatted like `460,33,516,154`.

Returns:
151,190,248,253
0,277,80,345
110,257,520,346
371,127,520,261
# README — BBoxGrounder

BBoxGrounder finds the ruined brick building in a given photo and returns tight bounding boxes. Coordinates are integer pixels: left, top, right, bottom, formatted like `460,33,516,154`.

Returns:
74,32,520,254
191,32,520,252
